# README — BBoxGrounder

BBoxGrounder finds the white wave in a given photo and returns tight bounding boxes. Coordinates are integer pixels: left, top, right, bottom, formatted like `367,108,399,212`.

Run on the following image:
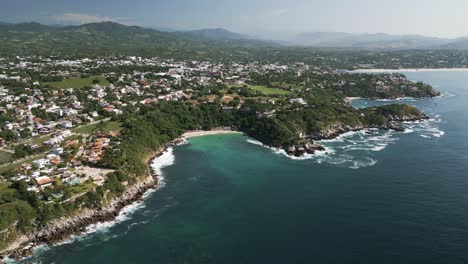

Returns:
246,128,396,168
142,188,157,199
370,145,386,152
151,147,176,189
247,137,335,161
428,115,443,123
433,130,445,138
314,130,397,168
78,195,148,237
14,245,52,264
246,138,264,146
437,91,456,98
245,116,443,169
115,200,147,223
402,116,445,139
375,97,417,102
245,130,390,169
320,130,362,143
350,158,378,169
175,138,189,146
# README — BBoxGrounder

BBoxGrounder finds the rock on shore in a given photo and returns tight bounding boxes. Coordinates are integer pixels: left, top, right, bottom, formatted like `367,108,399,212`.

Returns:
285,142,326,157
284,111,428,157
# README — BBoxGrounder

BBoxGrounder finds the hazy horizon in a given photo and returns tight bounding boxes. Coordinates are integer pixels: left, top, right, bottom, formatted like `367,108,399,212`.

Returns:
2,0,468,39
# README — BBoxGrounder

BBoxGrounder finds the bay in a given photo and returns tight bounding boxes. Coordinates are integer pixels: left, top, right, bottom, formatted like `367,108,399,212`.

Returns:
25,71,468,264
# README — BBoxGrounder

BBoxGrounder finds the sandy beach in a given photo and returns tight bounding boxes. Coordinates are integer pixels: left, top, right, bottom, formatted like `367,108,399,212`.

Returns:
345,97,362,103
182,130,242,138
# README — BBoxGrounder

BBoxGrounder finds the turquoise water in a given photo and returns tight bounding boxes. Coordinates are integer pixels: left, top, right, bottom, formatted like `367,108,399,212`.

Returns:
25,72,468,263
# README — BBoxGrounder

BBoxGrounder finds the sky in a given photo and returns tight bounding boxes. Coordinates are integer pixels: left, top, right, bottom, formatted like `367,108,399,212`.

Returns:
1,0,468,39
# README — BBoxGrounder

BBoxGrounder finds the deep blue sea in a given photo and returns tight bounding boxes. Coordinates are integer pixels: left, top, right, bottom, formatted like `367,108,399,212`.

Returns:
22,71,468,264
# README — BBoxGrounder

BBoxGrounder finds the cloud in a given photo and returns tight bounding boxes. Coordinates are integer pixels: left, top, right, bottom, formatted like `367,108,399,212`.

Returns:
271,9,289,16
53,13,134,25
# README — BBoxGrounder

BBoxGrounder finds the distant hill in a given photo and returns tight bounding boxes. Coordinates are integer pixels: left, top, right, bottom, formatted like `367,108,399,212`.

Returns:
291,32,453,50
176,28,271,47
2,21,468,56
293,32,354,46
1,22,53,32
180,28,248,40
152,27,179,32
441,37,468,50
0,21,274,57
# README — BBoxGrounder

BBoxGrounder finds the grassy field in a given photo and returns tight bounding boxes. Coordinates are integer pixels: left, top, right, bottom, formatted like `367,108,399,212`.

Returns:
45,77,110,89
270,82,304,91
232,84,291,95
27,135,52,145
0,154,46,174
73,121,122,135
68,182,96,197
0,151,12,164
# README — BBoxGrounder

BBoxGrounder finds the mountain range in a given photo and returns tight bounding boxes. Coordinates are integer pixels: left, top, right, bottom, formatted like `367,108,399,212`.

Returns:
0,21,274,56
288,32,461,49
1,21,468,57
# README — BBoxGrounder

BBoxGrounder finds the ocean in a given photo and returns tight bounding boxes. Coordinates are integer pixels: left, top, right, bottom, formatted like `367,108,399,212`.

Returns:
22,71,468,264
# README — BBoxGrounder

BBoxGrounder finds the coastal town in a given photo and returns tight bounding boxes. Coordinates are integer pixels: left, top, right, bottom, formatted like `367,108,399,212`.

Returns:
2,0,467,263
0,55,440,200
0,55,439,260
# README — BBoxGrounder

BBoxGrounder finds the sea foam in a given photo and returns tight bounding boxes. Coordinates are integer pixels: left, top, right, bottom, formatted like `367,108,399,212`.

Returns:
246,117,444,169
150,147,176,189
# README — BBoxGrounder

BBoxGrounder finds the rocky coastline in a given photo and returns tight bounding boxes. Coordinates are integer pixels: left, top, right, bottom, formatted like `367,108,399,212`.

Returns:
0,147,168,262
0,116,431,260
283,113,428,157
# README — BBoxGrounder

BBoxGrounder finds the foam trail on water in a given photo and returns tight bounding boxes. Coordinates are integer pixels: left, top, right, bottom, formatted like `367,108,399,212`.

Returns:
401,115,445,139
246,138,264,146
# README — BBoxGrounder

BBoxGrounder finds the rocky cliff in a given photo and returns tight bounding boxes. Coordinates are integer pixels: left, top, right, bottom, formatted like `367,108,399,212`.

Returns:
1,174,156,261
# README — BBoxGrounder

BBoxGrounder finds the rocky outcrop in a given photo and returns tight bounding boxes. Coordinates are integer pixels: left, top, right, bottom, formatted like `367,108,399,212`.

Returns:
384,113,429,122
310,123,366,140
309,114,426,141
286,112,428,157
285,142,326,157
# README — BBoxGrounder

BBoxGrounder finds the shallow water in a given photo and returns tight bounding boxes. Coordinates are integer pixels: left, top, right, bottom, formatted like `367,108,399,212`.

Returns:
23,71,468,264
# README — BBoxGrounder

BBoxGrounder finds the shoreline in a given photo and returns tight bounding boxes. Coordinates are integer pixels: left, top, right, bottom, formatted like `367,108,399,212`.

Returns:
0,130,237,262
0,148,169,262
182,129,242,138
344,97,362,103
0,123,428,261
